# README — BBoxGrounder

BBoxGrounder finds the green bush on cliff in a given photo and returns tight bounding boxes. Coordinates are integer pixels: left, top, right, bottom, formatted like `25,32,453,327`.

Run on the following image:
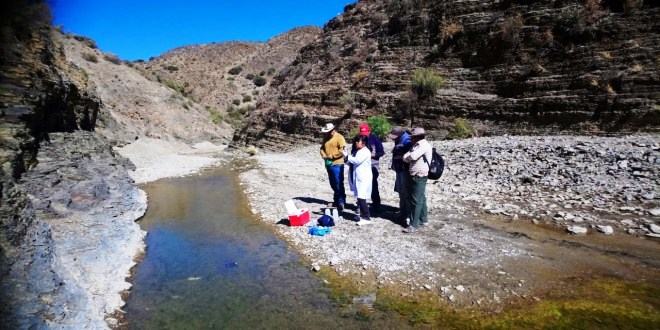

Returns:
228,66,242,75
411,68,444,99
366,115,393,140
446,118,476,140
253,76,267,87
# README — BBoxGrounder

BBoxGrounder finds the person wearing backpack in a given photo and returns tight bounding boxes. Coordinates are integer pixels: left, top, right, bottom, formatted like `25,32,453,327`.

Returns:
388,126,412,225
402,127,432,233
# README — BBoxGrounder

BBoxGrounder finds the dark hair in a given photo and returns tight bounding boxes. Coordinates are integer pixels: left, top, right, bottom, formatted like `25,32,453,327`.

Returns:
352,134,369,145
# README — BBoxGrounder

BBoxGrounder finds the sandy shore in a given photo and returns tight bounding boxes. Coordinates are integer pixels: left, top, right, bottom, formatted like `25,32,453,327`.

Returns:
115,138,229,184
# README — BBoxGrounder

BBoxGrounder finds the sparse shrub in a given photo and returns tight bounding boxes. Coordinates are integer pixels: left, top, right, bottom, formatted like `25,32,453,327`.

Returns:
439,22,463,42
228,66,242,75
411,68,445,100
252,90,259,96
73,35,97,48
163,78,187,96
82,52,98,63
501,15,524,43
245,73,255,80
246,145,258,156
267,67,276,75
259,70,266,76
447,118,476,140
103,52,122,65
428,44,440,58
253,76,267,87
351,69,369,83
232,99,241,105
206,106,223,124
227,76,235,81
243,95,252,102
339,92,355,109
165,65,178,72
623,0,643,14
366,115,393,140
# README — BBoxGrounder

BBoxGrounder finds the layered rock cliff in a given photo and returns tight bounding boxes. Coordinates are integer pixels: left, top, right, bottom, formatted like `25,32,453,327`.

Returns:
0,1,145,327
234,0,659,149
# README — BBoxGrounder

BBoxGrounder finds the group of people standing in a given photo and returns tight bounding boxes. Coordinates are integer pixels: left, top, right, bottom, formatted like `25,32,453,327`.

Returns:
319,123,432,233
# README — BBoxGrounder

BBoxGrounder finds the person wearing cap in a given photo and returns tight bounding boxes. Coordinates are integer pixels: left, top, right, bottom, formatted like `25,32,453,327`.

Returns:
388,126,413,225
402,127,432,233
320,123,347,211
358,123,385,211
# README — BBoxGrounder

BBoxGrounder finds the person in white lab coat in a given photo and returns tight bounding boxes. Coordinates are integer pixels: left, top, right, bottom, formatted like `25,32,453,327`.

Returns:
344,134,373,225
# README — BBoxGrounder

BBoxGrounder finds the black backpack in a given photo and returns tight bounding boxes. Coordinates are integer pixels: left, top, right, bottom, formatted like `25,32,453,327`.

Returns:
422,148,445,180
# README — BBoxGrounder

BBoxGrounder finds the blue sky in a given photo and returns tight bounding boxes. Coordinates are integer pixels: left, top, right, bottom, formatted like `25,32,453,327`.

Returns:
50,0,352,61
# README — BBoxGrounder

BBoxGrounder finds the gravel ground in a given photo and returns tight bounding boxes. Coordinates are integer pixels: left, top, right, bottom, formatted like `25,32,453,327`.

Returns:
239,134,660,308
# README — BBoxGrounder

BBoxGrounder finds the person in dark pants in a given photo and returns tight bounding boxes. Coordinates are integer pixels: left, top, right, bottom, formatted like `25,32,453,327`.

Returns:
358,123,384,211
402,127,432,233
319,123,347,211
388,127,412,226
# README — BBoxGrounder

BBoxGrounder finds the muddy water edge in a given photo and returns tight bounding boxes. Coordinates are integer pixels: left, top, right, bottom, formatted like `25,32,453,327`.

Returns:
124,161,659,329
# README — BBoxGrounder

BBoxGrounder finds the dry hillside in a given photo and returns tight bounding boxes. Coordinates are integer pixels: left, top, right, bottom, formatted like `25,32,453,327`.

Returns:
134,26,321,127
57,32,232,145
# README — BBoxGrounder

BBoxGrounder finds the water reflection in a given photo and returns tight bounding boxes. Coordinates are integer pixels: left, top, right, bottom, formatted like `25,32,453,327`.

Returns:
125,168,407,329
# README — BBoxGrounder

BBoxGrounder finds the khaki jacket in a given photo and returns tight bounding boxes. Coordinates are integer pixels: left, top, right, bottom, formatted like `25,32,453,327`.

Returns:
403,138,432,177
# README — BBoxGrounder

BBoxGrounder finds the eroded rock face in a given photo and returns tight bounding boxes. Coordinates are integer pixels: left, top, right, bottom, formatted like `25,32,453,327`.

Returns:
235,0,659,149
0,1,145,328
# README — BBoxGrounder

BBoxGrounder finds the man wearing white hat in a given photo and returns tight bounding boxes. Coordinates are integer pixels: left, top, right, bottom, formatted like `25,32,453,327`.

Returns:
320,123,347,211
402,127,432,233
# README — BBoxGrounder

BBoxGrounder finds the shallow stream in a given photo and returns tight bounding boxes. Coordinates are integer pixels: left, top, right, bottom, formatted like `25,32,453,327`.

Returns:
125,167,407,329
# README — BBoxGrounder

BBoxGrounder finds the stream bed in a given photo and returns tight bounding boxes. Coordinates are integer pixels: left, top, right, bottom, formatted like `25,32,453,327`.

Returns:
125,167,408,329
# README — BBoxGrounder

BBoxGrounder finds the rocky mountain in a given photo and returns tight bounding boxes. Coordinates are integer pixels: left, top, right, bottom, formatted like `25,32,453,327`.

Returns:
234,0,659,150
134,26,321,127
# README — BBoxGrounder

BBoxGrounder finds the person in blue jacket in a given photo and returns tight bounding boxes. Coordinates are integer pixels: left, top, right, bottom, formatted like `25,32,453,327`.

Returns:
358,123,385,211
388,126,412,226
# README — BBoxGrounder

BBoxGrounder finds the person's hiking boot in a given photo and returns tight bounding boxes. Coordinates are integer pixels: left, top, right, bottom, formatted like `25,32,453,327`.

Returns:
419,222,428,227
403,226,417,233
354,215,361,221
356,219,372,226
338,203,345,213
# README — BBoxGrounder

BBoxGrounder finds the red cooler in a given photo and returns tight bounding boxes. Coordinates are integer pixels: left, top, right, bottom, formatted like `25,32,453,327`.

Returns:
288,209,310,226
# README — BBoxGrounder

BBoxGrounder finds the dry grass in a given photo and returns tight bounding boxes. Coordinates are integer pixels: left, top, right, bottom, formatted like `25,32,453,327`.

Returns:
351,69,369,83
439,22,463,42
501,15,524,42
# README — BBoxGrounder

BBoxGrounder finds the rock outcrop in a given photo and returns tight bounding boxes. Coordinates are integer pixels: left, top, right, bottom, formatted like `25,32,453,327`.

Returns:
234,0,659,150
0,1,145,327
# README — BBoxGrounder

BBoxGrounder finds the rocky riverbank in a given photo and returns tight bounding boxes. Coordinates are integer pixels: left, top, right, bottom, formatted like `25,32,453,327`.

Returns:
239,134,659,309
1,132,146,328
